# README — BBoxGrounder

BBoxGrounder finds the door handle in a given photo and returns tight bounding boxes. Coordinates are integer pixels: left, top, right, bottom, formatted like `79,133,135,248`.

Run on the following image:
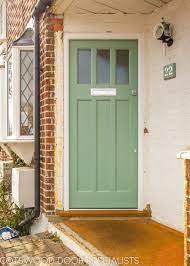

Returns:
131,90,137,96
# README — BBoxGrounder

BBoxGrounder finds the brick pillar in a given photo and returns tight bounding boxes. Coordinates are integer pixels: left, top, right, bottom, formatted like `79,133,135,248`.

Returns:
39,10,63,215
185,159,190,266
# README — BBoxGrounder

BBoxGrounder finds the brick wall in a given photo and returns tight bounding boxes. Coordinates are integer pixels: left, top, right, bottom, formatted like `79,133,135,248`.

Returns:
185,159,190,266
6,0,63,214
7,0,37,49
39,9,63,215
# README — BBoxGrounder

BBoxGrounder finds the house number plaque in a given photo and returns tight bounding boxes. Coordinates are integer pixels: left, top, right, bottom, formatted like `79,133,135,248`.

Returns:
163,63,176,80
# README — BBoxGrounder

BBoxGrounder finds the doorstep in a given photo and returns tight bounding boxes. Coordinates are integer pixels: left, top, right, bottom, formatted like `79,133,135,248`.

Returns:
48,217,184,266
56,208,151,218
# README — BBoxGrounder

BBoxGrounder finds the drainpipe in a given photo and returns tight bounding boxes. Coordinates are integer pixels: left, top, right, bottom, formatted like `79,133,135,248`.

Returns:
19,0,52,227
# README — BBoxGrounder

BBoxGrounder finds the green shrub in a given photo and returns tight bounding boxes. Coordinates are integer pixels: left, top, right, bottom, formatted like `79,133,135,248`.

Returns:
0,145,33,235
0,177,30,235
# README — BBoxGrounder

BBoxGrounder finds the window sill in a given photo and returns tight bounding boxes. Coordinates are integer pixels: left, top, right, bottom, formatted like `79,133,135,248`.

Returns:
0,138,34,144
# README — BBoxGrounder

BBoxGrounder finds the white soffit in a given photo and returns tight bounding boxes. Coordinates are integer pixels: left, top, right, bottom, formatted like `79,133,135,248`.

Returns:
53,0,173,15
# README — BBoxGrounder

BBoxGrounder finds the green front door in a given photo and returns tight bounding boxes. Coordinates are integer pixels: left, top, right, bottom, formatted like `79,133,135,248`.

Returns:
69,40,138,209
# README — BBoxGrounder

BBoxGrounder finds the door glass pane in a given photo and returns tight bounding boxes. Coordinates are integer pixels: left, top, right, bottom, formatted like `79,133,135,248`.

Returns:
116,50,129,84
78,49,91,84
97,49,110,84
20,50,34,136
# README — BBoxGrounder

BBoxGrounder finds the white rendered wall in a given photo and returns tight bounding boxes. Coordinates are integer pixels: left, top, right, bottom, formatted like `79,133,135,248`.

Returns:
144,0,190,232
64,12,147,34
31,213,49,235
59,0,189,231
54,31,64,210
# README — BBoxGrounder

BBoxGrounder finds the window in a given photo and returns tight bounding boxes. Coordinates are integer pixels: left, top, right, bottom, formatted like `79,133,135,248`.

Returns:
0,4,3,36
78,49,91,84
96,49,110,84
7,56,13,136
3,28,34,141
0,53,6,140
116,50,129,84
20,50,34,136
0,0,6,40
6,47,34,140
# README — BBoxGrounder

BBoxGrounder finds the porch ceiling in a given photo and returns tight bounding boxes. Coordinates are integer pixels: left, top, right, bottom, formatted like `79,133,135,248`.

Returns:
53,0,173,15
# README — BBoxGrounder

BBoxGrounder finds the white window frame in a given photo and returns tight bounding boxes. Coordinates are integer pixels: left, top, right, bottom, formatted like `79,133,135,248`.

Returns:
6,46,34,141
0,0,6,41
0,55,6,140
6,53,14,140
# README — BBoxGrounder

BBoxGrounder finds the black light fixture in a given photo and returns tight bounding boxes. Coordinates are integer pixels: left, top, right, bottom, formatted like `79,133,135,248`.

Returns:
153,17,173,47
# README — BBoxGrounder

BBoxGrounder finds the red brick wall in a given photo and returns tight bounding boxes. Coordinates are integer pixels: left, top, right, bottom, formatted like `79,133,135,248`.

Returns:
185,160,190,266
7,0,37,49
39,10,63,215
6,0,63,214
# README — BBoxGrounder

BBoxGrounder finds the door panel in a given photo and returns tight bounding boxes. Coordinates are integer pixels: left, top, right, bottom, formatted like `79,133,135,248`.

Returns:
96,100,115,192
116,100,130,191
69,40,138,209
77,100,93,192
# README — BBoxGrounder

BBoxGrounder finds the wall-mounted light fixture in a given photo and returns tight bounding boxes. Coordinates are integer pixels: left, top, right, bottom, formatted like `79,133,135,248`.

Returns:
153,17,173,47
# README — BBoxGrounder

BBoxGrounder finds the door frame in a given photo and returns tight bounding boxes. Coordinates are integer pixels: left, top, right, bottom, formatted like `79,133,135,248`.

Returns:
63,33,145,211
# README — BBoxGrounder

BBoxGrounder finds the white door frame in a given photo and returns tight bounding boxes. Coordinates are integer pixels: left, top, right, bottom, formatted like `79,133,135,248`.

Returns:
63,33,145,211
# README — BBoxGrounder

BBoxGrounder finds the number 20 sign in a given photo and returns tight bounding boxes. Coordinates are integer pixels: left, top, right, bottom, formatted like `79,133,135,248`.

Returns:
163,63,176,80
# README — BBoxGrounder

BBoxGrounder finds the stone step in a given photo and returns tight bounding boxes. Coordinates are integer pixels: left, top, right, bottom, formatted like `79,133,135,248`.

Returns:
56,208,151,219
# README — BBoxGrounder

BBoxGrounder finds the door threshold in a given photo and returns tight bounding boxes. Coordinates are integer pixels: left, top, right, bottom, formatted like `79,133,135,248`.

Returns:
56,205,151,218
